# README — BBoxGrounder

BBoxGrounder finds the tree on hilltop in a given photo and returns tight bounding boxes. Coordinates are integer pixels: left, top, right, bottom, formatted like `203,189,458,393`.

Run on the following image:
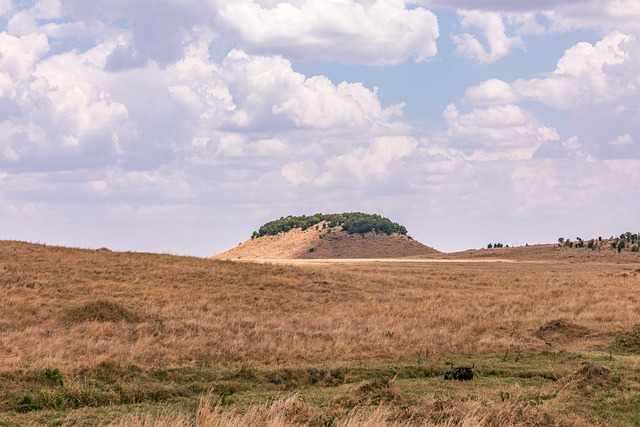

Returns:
251,212,408,238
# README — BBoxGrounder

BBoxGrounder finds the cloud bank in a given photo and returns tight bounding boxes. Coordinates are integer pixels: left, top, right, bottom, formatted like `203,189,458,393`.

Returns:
0,0,639,255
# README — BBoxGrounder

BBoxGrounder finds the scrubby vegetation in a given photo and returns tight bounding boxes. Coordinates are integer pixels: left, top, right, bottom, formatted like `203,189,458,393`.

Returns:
558,232,640,253
251,212,408,238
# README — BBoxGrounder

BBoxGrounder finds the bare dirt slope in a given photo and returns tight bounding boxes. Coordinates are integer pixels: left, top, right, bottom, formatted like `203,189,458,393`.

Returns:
213,226,439,260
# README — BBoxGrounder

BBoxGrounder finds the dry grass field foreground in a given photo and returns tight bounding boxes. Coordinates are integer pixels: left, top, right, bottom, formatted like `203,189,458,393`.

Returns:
3,240,640,426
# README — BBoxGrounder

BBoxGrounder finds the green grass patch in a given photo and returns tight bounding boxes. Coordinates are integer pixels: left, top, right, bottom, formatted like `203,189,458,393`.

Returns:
2,352,640,426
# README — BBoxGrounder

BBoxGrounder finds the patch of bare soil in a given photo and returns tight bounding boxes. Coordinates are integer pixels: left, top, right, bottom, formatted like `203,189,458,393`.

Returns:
213,225,438,260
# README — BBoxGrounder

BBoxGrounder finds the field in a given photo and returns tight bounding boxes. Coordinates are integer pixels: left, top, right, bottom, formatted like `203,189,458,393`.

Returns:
2,240,640,426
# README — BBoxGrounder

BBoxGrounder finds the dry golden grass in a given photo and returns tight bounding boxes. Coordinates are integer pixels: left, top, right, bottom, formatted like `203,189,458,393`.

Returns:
98,392,592,427
2,240,640,373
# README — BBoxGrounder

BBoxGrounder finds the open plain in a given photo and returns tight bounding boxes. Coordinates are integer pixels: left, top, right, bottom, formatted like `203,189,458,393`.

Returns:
2,240,640,426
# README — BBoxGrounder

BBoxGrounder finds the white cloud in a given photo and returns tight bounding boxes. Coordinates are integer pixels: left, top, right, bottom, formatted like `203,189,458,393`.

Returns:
463,32,639,160
509,32,635,109
609,134,634,146
0,34,137,169
1,0,639,257
543,0,640,35
442,104,558,160
453,10,523,63
184,47,408,133
421,0,640,36
216,0,439,65
0,0,11,16
315,136,418,187
281,159,318,185
534,136,585,159
0,19,409,171
463,78,516,105
0,32,49,79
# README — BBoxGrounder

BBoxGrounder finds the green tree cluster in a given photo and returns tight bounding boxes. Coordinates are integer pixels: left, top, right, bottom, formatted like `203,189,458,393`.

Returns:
251,212,408,238
557,231,640,253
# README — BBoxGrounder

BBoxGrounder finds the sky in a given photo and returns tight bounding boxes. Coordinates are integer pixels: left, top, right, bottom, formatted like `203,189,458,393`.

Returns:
1,0,639,256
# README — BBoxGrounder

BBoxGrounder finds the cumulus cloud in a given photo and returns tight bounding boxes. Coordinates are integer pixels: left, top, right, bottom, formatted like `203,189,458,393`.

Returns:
533,136,585,159
543,0,640,35
463,78,516,105
453,10,523,63
0,5,419,237
281,160,318,185
314,136,418,187
463,32,639,159
419,0,588,13
1,0,639,256
511,32,635,109
220,49,405,131
58,0,442,66
421,0,640,36
441,103,559,160
0,0,11,15
0,32,137,171
216,0,439,65
465,30,635,109
62,0,208,68
609,134,634,146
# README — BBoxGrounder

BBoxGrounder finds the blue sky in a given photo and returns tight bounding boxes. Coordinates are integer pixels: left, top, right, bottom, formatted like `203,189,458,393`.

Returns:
0,0,639,256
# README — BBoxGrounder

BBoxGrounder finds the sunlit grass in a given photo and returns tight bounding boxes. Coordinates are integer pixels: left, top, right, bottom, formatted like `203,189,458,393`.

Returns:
2,240,640,425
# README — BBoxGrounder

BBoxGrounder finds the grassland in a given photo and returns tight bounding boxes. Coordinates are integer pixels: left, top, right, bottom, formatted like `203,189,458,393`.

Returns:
2,240,640,426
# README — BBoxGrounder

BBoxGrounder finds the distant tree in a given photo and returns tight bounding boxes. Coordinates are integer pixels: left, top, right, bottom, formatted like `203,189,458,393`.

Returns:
488,243,493,249
617,240,626,253
632,245,639,253
558,237,565,245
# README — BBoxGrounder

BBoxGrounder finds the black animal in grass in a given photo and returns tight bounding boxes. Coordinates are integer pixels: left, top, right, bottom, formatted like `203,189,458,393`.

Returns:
444,364,474,381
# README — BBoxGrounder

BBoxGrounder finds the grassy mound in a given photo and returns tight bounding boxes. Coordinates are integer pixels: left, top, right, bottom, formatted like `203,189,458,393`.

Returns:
610,324,640,354
63,300,141,323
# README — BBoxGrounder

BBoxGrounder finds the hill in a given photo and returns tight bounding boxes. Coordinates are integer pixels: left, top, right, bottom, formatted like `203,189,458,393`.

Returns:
430,234,640,263
433,243,640,263
214,213,438,260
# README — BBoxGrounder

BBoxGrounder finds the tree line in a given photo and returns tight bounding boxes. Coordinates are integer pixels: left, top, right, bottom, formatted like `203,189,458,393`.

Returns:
558,232,640,253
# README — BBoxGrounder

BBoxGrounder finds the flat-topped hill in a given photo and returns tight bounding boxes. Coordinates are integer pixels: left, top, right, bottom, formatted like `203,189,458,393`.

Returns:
214,213,439,260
